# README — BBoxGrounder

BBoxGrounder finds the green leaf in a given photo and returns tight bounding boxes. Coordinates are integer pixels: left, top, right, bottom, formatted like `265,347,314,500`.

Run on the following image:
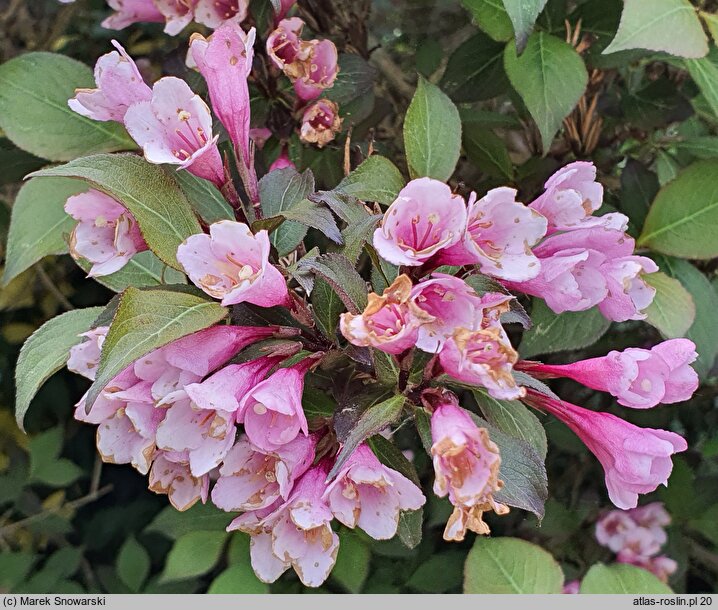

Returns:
504,32,588,151
403,76,462,181
501,0,548,52
173,170,234,224
462,124,514,180
579,563,672,594
29,154,202,270
702,11,718,45
259,197,342,245
337,214,382,264
325,54,376,106
117,536,151,592
328,395,405,480
462,0,513,42
473,391,547,459
644,271,695,339
208,565,268,594
397,508,423,550
3,177,85,285
639,160,718,259
414,407,433,455
367,434,420,486
519,299,611,358
440,32,509,103
160,531,227,583
334,155,405,207
0,553,36,591
296,253,368,314
29,427,82,487
259,167,315,256
15,307,103,430
674,136,718,159
311,278,344,341
371,349,401,387
464,537,563,593
685,53,718,119
331,530,371,593
146,503,231,540
621,158,659,232
408,553,464,593
0,52,134,161
603,0,708,59
80,250,187,293
85,287,227,411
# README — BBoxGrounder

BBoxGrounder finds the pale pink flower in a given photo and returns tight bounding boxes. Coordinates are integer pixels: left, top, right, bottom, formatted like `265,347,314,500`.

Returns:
148,453,209,511
525,389,687,510
69,40,151,122
189,22,255,164
123,77,225,187
177,220,289,307
229,464,339,587
102,0,164,30
154,0,196,35
618,554,677,583
293,39,339,102
523,339,699,409
212,433,315,511
595,510,641,553
323,444,425,540
300,99,342,148
238,358,317,452
67,326,108,381
430,401,509,541
65,189,148,277
266,17,309,77
194,0,248,28
373,178,467,267
269,148,295,172
436,187,547,281
340,275,431,355
73,369,144,425
598,255,659,322
632,502,671,530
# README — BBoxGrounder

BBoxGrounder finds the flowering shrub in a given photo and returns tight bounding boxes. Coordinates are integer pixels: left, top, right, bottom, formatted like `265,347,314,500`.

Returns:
1,0,718,596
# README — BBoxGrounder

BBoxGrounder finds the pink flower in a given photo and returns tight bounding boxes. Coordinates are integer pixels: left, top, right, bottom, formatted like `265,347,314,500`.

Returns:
618,554,677,583
149,453,209,511
525,389,687,510
595,510,642,552
65,189,148,277
154,0,196,35
563,581,581,594
269,148,295,172
339,275,431,355
293,39,339,102
189,22,255,164
69,41,151,122
102,0,164,30
229,464,339,587
123,77,225,187
410,274,510,353
249,127,272,150
529,161,610,233
373,178,467,267
238,357,317,452
523,339,699,409
274,0,295,21
632,502,671,530
323,444,425,540
266,17,309,78
439,326,524,400
177,220,289,307
300,99,342,148
436,187,547,281
429,401,509,541
73,369,143,425
67,326,108,381
212,433,315,511
194,0,248,28
598,255,659,322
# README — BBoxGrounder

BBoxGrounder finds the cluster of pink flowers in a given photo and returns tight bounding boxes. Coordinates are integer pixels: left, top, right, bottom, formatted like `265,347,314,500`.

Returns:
596,503,677,582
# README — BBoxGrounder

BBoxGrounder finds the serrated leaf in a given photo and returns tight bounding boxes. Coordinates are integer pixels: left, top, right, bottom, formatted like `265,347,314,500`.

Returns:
372,349,401,387
397,508,423,549
367,434,420,486
325,54,376,106
337,213,382,264
78,250,187,293
117,536,151,592
262,197,342,245
501,0,548,52
0,52,134,161
296,253,368,314
173,170,234,224
686,53,718,119
15,307,103,430
85,287,227,411
334,155,406,207
311,278,344,341
462,124,514,180
29,154,202,270
579,563,672,594
404,76,462,182
462,0,514,42
644,271,695,338
414,407,433,455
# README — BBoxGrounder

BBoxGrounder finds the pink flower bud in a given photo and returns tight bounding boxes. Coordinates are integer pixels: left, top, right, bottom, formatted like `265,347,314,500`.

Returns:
102,0,164,30
249,127,272,150
563,580,581,594
149,453,209,511
300,99,342,148
323,444,425,540
67,326,108,381
269,148,295,172
373,178,468,266
430,402,509,541
177,220,289,307
65,190,148,277
69,41,151,122
194,0,248,28
293,39,339,102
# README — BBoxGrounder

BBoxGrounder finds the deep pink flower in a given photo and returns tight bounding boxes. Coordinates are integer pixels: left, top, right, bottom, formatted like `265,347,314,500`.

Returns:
148,453,209,511
194,0,248,28
189,22,255,164
293,39,339,102
300,99,342,148
154,0,196,35
523,339,699,409
65,189,148,277
436,187,547,281
102,0,164,30
525,389,687,510
274,0,295,21
177,220,289,307
430,401,509,541
563,580,581,594
212,433,315,511
269,148,295,172
323,444,425,540
249,127,272,150
340,275,431,355
67,326,108,381
69,40,151,122
266,17,309,77
229,464,339,587
123,77,225,187
373,178,467,266
598,255,659,322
